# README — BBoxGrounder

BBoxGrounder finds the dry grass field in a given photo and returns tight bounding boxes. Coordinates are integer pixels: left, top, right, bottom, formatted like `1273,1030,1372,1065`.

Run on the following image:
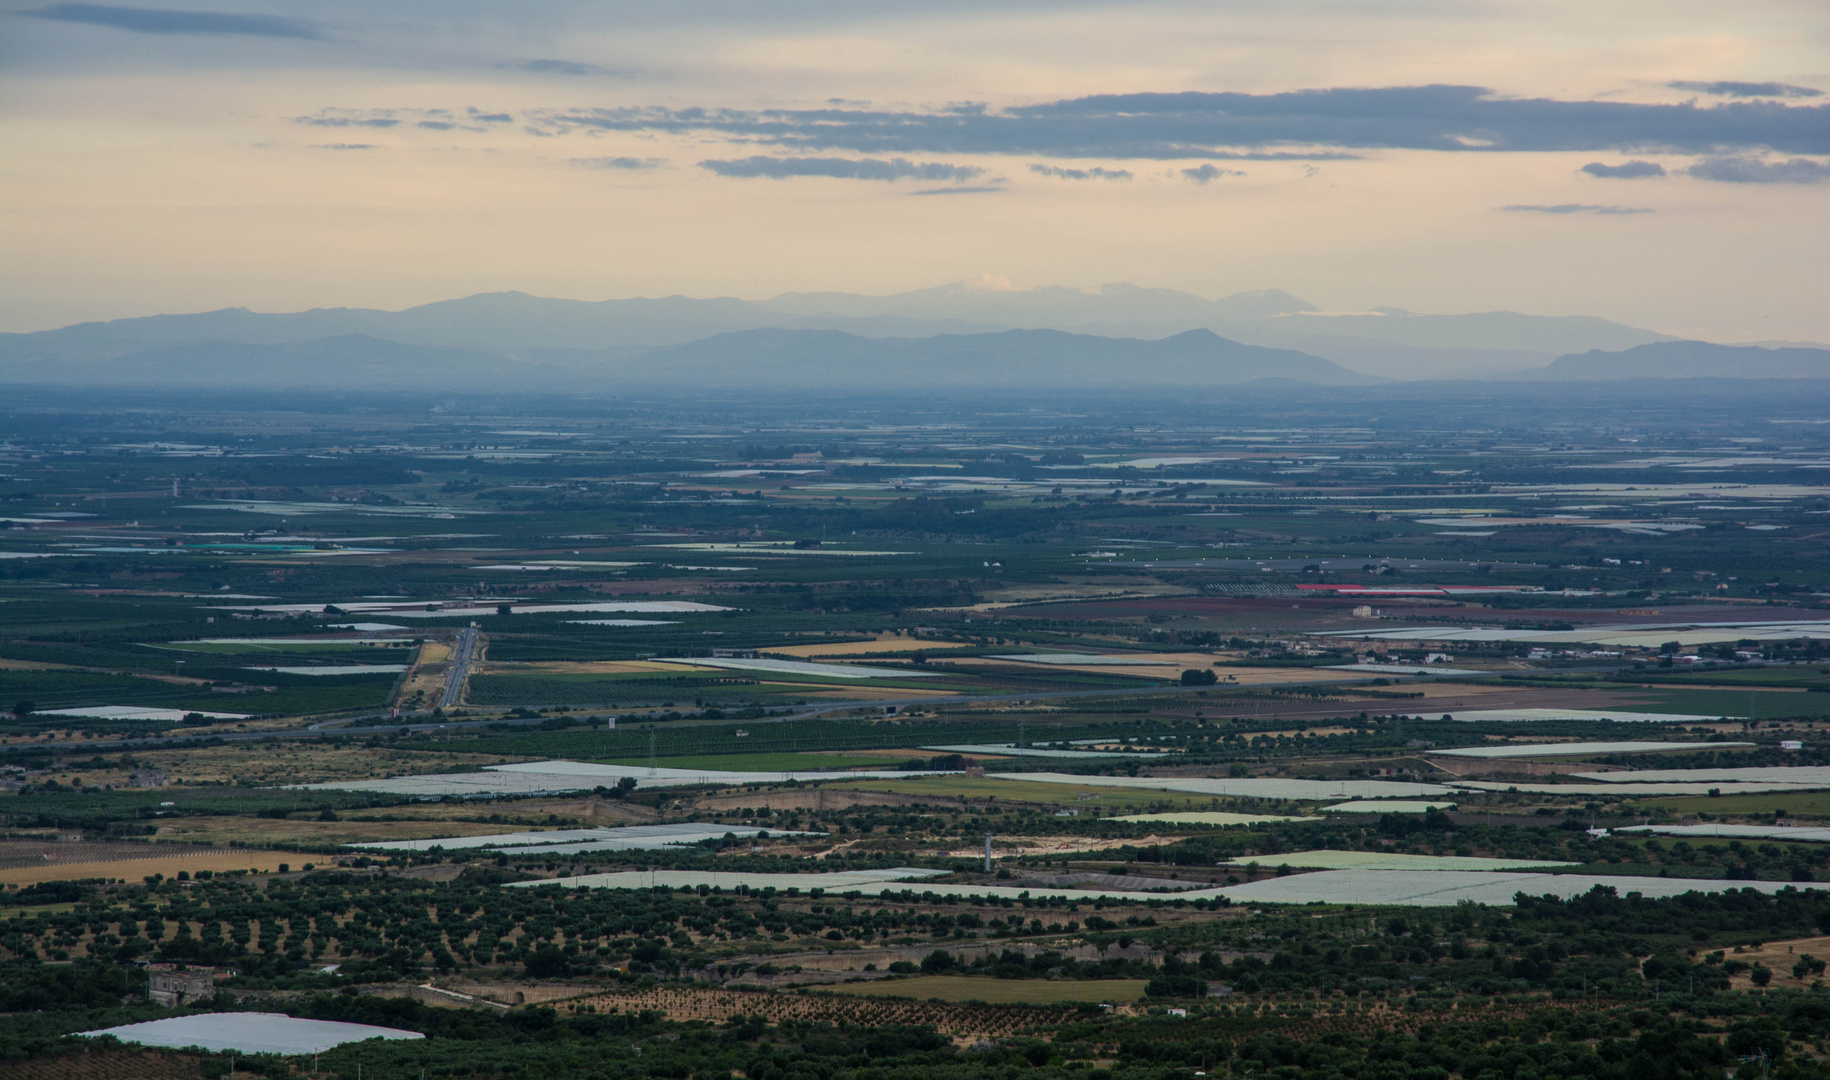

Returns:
148,815,518,848
559,984,1086,1040
124,743,514,786
1715,933,1830,989
0,846,292,887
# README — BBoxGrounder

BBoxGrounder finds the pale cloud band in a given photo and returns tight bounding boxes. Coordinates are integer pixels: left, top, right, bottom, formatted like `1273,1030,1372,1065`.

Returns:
23,2,323,38
698,156,984,182
523,86,1829,159
1500,203,1654,215
1687,157,1830,184
1668,80,1822,99
1580,160,1666,179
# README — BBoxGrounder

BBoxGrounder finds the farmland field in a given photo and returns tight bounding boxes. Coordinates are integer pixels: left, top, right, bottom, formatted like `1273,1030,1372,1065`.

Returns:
825,975,1150,1004
5,385,1830,1078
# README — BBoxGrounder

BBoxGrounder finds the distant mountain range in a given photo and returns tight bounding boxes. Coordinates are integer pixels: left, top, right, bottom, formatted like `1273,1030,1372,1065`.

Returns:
1526,340,1830,381
0,327,1375,392
0,283,1822,391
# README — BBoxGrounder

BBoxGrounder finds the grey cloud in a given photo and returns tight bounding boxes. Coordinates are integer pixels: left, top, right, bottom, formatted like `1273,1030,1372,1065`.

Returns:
569,156,663,170
502,59,627,77
698,156,983,181
1670,80,1822,99
1581,160,1666,178
313,143,375,150
1687,156,1830,183
24,2,322,38
1029,164,1131,180
522,85,1830,159
1500,203,1653,214
1182,164,1244,183
299,108,503,133
297,110,398,129
911,185,1004,195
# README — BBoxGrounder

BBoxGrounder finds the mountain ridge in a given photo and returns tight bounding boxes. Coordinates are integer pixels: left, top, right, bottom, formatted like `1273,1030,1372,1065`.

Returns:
0,325,1378,392
0,282,1676,379
1526,340,1830,381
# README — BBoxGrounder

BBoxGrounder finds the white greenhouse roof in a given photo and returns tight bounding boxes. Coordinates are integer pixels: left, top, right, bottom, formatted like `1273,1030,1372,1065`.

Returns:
1617,824,1830,843
1573,765,1830,785
297,758,957,796
1217,869,1830,907
1432,740,1748,759
348,823,811,853
1320,800,1457,813
991,772,1454,800
83,1013,423,1055
1221,850,1575,872
512,865,1830,909
1456,780,1827,796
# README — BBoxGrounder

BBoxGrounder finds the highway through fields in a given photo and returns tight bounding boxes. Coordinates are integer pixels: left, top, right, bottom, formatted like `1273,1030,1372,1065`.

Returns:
439,625,480,710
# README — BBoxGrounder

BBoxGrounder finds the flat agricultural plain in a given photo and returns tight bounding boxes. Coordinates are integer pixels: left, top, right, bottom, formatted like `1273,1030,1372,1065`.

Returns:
7,391,1830,1079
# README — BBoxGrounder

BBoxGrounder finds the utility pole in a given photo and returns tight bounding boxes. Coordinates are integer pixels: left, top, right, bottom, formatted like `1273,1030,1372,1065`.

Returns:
648,726,657,777
984,833,992,873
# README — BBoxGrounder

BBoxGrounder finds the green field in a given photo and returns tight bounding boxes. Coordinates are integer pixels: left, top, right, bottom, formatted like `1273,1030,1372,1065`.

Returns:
0,669,394,719
1619,790,1830,818
1642,688,1830,720
159,640,416,654
824,975,1148,1004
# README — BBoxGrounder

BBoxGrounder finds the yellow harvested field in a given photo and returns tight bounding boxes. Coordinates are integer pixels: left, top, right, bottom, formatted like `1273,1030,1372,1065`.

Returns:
151,814,528,847
943,654,1369,683
768,635,932,658
0,848,295,887
0,657,86,671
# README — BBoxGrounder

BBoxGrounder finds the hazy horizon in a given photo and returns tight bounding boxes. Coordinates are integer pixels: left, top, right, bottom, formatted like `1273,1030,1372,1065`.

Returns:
6,279,1826,352
3,1,1827,342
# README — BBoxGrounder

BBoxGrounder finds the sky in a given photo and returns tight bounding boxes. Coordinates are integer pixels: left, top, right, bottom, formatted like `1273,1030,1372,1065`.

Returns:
1,0,1827,341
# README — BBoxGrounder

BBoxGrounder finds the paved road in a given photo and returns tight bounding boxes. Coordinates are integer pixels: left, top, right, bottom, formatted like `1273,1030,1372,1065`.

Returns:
439,625,480,710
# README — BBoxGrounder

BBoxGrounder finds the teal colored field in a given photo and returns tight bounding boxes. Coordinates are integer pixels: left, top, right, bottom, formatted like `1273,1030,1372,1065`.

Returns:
1643,688,1830,720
